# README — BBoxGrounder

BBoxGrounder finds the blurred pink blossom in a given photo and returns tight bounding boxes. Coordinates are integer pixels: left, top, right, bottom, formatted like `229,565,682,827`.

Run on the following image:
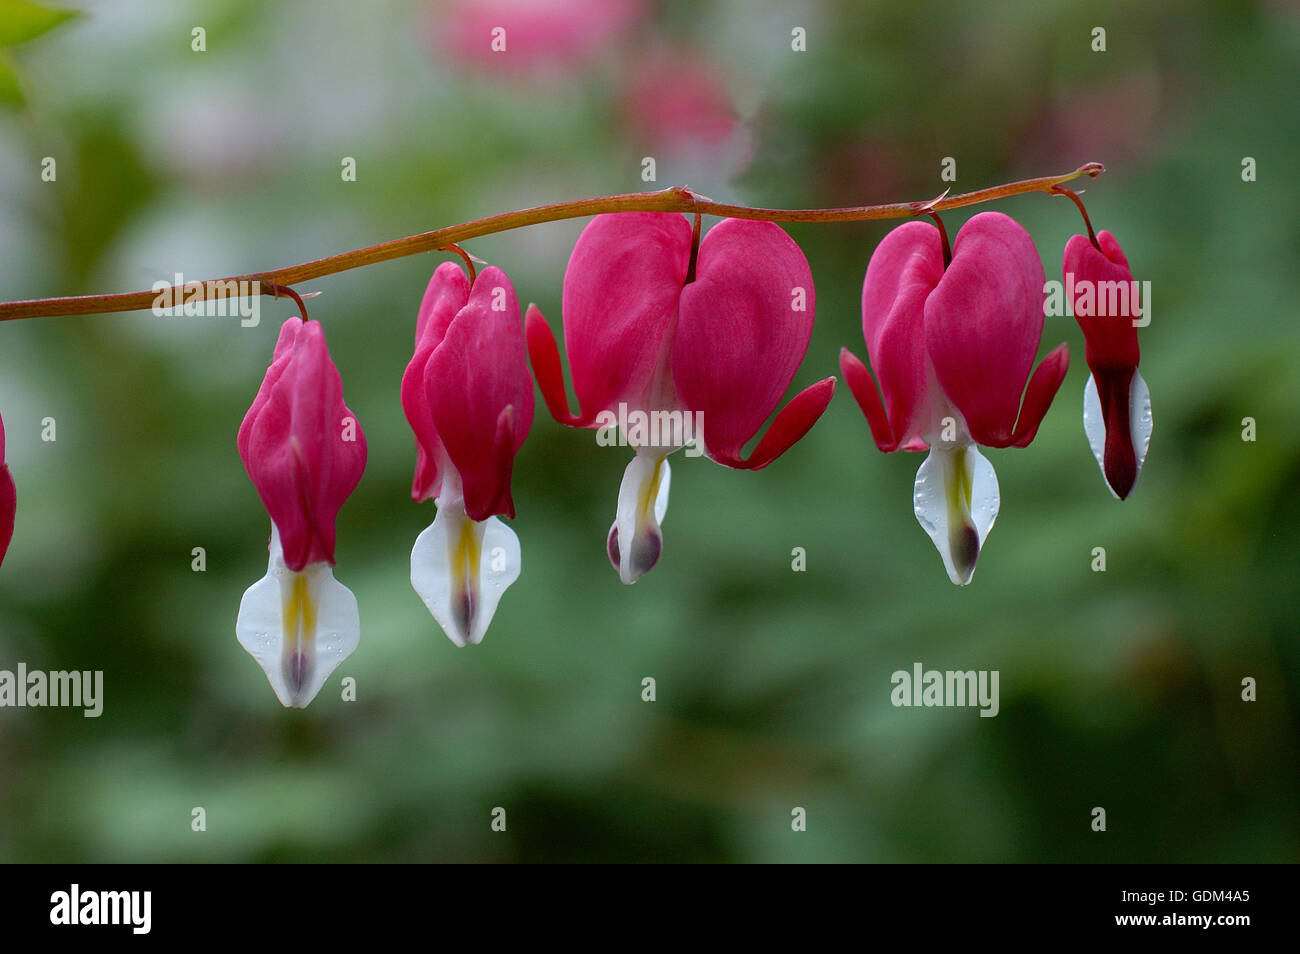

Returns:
619,48,752,178
434,0,644,73
622,49,739,150
1021,71,1163,170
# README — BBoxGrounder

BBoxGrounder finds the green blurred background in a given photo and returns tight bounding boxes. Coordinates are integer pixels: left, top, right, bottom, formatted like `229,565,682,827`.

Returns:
0,0,1297,863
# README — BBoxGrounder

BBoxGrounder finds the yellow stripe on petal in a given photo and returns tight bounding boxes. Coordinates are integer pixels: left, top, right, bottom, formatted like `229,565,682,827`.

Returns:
236,522,361,708
411,501,522,648
638,457,666,526
913,442,1000,586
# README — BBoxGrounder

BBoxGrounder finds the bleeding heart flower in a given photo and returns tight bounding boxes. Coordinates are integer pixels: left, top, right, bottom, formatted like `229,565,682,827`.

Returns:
236,317,367,707
0,413,13,569
840,211,1069,585
527,212,835,583
1063,229,1151,500
402,263,533,647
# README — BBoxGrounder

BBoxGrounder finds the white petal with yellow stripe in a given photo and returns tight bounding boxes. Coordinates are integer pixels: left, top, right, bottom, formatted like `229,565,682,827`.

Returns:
236,524,361,708
411,497,522,648
607,450,671,585
913,439,1000,586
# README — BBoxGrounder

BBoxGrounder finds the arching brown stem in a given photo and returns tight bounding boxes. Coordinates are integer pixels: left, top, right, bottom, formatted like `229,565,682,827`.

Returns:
0,163,1104,323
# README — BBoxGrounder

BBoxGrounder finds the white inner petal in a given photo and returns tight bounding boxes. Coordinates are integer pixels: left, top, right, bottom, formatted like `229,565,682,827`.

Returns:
1082,373,1109,495
610,451,671,584
236,524,360,708
1129,368,1153,491
411,498,522,647
653,455,671,524
913,441,999,586
1083,370,1153,499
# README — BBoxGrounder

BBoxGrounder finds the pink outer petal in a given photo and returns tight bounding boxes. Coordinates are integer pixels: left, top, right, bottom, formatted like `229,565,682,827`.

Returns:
1063,229,1140,372
1009,342,1070,448
861,220,943,450
562,212,692,424
237,317,299,464
1096,366,1139,499
525,304,582,425
840,348,900,452
673,218,819,467
0,464,12,569
426,266,534,521
724,377,836,470
416,260,470,346
925,211,1047,448
0,412,13,567
402,263,471,500
240,318,367,571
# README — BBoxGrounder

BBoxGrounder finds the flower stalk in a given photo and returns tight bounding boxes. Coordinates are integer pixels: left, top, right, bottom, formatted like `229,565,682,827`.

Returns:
0,163,1103,322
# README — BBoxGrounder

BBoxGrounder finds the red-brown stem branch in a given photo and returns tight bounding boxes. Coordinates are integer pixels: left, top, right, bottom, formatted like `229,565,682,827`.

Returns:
0,162,1103,322
1050,185,1100,250
263,281,311,322
685,212,702,285
923,211,952,269
440,244,477,285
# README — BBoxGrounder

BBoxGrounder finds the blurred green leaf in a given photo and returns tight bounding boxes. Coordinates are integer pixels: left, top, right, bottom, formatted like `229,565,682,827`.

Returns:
0,0,77,48
0,52,22,103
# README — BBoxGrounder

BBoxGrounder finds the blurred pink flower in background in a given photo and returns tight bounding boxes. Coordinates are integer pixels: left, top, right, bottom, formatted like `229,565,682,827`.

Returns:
620,47,753,178
1022,71,1163,170
623,49,738,148
429,3,754,179
434,0,645,73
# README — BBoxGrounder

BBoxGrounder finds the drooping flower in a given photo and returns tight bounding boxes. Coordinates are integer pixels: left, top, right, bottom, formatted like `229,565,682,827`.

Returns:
0,413,14,569
840,212,1069,585
236,317,367,708
1063,229,1151,499
402,263,534,647
527,212,835,583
